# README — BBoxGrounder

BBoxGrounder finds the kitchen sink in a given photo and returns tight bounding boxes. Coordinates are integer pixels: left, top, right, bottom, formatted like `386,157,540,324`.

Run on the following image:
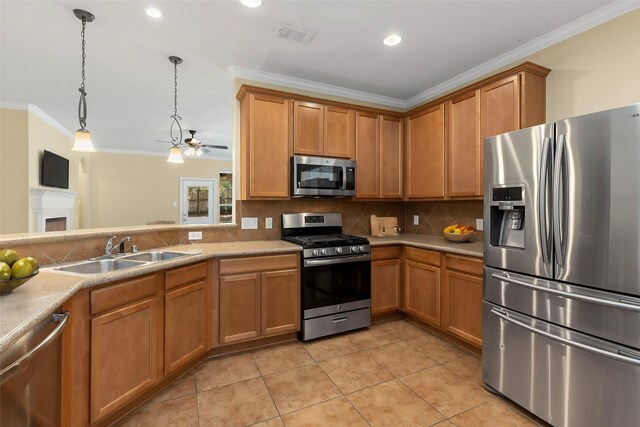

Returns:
54,259,147,275
121,251,194,262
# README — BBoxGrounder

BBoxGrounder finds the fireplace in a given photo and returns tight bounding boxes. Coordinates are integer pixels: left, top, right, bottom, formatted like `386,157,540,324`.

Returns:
31,188,79,232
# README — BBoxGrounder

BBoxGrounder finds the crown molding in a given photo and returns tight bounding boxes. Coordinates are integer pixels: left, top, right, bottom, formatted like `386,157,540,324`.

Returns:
1,101,74,139
406,1,640,108
229,65,408,109
232,2,640,111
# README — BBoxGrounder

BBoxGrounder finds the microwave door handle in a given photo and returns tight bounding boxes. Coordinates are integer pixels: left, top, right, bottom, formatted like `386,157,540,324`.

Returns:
538,136,552,264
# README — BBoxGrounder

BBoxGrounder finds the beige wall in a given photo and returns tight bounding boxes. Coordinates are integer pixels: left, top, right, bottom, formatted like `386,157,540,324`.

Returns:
0,109,29,234
86,151,231,228
525,9,640,121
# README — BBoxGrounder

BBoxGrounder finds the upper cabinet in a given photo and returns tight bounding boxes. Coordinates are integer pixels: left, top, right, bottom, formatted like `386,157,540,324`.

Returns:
380,116,403,199
239,91,291,199
355,112,380,198
480,75,520,139
405,104,446,199
448,91,481,197
293,101,355,159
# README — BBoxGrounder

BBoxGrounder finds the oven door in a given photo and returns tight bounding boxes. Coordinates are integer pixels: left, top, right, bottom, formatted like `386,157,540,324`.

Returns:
301,255,371,318
291,156,351,197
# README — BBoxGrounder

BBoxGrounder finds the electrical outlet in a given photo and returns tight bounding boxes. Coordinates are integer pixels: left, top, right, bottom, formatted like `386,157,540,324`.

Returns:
265,217,273,229
413,215,420,225
241,217,259,229
476,218,484,231
188,231,202,240
172,201,177,207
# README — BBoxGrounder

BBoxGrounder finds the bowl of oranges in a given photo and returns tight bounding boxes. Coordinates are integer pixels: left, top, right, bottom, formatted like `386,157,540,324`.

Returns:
0,249,39,295
442,224,476,243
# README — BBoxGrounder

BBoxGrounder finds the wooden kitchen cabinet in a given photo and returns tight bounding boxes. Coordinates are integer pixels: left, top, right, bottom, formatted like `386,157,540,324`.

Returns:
293,102,354,159
480,75,520,139
355,111,380,198
218,253,300,345
380,116,403,199
164,262,209,375
442,254,483,347
239,91,291,199
405,104,446,199
448,91,482,197
89,274,163,423
403,247,441,326
371,246,402,315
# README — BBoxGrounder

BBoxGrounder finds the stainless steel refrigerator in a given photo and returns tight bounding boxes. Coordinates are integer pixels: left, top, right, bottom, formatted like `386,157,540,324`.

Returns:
483,103,640,427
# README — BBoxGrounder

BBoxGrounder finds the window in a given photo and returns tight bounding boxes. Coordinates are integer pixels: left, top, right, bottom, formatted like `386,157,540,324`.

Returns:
219,172,233,224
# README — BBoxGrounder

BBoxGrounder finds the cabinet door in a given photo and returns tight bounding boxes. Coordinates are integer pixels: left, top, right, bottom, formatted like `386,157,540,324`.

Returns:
406,104,445,199
248,93,290,198
448,91,482,197
404,260,441,326
165,281,207,375
380,116,403,199
219,273,261,343
355,112,380,198
371,259,401,314
324,106,354,158
293,101,324,156
91,297,161,423
481,75,520,139
261,269,300,336
442,270,483,347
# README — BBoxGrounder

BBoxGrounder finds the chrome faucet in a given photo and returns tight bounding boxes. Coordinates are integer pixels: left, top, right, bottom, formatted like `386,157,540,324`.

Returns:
104,236,118,256
104,236,135,256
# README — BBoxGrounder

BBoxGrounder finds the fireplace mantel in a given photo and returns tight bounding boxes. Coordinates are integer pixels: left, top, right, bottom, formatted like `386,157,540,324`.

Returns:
30,188,79,232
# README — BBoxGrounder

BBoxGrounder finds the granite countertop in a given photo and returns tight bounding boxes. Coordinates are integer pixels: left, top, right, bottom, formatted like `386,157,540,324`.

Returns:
0,240,301,353
367,233,483,258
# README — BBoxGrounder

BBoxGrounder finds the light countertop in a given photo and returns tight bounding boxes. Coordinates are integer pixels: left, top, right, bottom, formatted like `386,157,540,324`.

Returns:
368,234,483,258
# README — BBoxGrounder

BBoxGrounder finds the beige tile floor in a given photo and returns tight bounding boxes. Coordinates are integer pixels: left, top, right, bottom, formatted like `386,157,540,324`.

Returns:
117,320,542,427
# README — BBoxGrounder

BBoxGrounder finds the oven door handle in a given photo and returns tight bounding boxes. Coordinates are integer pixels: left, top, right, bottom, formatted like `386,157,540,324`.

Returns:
304,254,371,267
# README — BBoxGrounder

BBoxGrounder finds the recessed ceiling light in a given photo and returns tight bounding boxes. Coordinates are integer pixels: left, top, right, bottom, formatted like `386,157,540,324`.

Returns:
240,0,262,7
145,7,162,18
383,34,402,46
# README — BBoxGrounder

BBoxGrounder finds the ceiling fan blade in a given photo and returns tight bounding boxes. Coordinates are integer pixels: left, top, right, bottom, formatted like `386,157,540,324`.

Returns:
200,147,211,154
156,139,173,143
203,144,228,150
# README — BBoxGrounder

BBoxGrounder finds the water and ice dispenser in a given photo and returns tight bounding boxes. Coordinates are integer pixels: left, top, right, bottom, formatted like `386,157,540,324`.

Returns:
489,185,525,249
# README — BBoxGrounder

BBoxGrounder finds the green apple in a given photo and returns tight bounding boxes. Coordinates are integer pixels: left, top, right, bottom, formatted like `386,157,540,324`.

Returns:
0,262,10,280
11,259,33,279
0,249,19,267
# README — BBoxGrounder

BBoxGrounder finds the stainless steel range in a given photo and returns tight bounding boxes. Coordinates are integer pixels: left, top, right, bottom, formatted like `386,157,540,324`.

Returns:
282,213,371,341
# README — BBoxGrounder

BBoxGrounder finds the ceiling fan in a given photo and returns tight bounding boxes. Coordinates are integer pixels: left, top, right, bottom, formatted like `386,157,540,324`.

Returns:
157,129,228,156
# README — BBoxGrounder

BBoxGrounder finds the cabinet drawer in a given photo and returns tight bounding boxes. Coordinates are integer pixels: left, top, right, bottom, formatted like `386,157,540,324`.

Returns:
404,247,440,267
371,245,402,260
165,261,208,290
445,254,482,276
91,274,160,315
219,254,298,275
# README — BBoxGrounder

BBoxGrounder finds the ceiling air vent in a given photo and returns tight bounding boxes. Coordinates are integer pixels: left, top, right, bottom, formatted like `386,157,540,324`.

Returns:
275,24,317,45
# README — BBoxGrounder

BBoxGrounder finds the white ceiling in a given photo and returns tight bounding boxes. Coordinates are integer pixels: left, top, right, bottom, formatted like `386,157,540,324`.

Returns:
0,0,619,159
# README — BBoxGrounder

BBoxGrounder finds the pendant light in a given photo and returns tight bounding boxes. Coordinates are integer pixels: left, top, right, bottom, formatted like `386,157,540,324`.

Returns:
167,56,184,163
71,9,96,152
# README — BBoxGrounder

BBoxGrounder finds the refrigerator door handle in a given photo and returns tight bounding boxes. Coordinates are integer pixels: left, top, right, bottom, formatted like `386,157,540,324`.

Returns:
553,133,567,266
490,307,640,366
538,136,552,264
491,271,640,312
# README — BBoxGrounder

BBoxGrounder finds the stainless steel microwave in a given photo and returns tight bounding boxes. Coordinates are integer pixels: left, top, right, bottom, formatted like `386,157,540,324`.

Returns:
290,155,356,197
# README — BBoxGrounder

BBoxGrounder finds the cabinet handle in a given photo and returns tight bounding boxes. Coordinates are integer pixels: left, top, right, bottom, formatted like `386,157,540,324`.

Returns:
332,316,348,323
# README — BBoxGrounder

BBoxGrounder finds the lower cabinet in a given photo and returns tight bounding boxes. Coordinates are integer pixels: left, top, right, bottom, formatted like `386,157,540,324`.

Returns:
89,274,163,424
371,246,402,315
442,254,483,346
218,253,300,345
403,247,441,327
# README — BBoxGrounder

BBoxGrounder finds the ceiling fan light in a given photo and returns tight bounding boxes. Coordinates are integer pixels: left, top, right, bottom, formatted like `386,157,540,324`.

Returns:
195,148,203,156
71,129,96,152
184,147,196,156
167,147,184,163
240,0,262,8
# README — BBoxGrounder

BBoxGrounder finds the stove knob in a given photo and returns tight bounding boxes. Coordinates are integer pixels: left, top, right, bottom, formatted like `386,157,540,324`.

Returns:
359,245,367,252
321,248,328,256
312,249,320,256
335,247,343,254
351,246,359,253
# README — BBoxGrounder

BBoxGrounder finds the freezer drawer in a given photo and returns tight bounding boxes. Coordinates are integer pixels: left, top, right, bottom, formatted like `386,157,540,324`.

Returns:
484,266,640,349
483,302,640,427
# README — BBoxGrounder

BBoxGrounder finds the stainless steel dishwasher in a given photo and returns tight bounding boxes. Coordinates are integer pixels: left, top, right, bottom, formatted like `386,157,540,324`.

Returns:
0,312,69,426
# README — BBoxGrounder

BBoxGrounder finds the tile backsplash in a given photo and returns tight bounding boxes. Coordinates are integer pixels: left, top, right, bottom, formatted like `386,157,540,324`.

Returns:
6,199,483,266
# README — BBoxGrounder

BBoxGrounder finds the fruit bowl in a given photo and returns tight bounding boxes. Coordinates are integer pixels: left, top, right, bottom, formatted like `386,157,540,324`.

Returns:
442,231,475,243
0,268,39,295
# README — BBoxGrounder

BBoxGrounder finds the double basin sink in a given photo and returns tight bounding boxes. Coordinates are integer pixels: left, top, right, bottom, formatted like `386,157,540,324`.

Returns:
53,251,196,275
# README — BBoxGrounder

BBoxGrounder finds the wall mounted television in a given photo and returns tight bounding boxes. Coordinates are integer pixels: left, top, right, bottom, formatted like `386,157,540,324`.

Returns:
40,150,69,189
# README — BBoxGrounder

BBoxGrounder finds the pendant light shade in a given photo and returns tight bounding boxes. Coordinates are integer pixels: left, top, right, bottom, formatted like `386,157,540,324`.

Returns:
71,9,96,152
72,129,96,152
167,147,184,163
184,147,196,157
